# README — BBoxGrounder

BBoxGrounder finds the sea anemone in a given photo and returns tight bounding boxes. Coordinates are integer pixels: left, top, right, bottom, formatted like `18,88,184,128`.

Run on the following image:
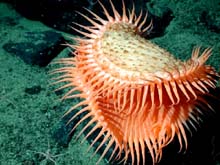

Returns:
51,0,219,164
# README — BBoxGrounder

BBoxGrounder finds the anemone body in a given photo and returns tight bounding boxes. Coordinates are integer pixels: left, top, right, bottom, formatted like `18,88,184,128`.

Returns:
52,0,219,164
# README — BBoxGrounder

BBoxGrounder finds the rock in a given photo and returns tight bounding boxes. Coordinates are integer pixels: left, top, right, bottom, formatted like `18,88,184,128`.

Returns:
4,0,147,35
200,11,220,33
3,31,65,66
146,0,174,38
0,3,66,67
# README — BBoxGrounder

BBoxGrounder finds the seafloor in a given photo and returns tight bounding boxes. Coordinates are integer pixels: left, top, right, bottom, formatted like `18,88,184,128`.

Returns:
0,0,220,165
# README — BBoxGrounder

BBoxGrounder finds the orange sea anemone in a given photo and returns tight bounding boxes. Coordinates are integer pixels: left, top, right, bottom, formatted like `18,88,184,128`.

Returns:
51,0,219,164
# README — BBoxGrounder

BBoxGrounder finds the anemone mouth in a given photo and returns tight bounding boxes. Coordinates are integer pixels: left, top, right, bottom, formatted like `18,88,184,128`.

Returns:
51,0,219,165
99,24,182,75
